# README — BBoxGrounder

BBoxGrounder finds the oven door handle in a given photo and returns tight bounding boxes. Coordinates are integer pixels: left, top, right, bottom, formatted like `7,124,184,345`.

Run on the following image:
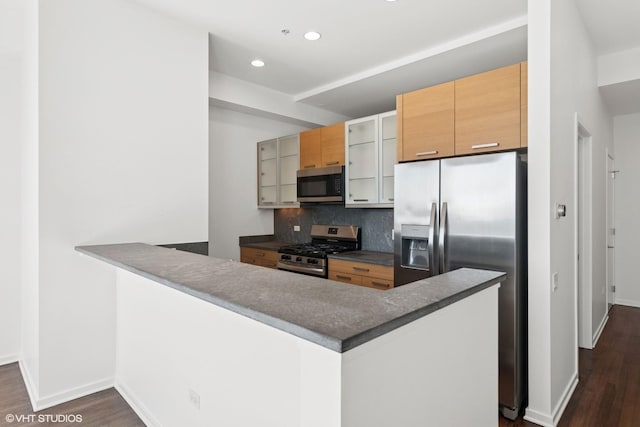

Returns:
277,261,325,276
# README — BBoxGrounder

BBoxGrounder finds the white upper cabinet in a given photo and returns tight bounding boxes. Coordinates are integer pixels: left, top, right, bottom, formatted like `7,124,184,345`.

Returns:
258,134,300,208
345,111,397,207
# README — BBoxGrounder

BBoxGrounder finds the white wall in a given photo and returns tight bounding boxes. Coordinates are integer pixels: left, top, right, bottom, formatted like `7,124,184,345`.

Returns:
0,0,24,364
22,0,208,408
527,0,614,425
115,267,498,427
209,106,307,260
20,0,41,396
613,113,640,307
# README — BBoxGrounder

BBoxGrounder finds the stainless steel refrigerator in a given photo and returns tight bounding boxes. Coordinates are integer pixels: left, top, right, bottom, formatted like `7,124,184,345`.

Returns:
393,151,527,419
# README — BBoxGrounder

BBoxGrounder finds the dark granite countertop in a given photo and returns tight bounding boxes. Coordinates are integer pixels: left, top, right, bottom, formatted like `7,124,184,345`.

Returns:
328,250,394,267
75,243,504,353
238,235,290,251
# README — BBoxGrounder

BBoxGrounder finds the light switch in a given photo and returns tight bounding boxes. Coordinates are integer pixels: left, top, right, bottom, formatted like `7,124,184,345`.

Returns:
293,225,300,232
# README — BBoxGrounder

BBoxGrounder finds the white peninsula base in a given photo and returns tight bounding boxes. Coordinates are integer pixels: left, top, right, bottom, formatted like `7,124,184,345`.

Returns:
114,268,499,427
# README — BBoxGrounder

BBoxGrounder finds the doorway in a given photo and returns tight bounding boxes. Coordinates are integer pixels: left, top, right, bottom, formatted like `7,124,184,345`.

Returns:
576,120,593,349
606,152,616,311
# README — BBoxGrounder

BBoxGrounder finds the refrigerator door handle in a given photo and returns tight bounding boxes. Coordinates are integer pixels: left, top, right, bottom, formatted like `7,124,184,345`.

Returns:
439,202,448,274
429,203,436,275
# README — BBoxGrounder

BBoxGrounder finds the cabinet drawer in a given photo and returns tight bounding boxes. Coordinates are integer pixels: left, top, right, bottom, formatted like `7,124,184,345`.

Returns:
329,259,393,281
362,276,394,290
329,271,363,285
240,247,278,269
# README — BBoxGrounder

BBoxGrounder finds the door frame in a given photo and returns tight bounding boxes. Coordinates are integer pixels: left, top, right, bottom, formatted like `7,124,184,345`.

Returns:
606,150,616,311
574,114,593,350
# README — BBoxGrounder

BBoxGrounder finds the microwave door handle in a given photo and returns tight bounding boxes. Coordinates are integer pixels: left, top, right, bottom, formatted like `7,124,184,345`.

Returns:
439,202,448,274
428,202,437,275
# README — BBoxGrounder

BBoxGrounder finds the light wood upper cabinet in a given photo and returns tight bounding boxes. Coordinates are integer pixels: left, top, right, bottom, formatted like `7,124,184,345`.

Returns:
454,63,521,155
321,122,345,167
299,123,345,169
299,128,322,170
521,61,528,147
396,81,455,161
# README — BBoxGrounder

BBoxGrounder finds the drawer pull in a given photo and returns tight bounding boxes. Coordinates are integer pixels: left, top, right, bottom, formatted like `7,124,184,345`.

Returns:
471,142,499,150
371,281,390,288
304,164,316,169
256,252,265,257
353,199,369,202
353,266,370,272
336,274,352,281
416,150,438,156
325,161,340,166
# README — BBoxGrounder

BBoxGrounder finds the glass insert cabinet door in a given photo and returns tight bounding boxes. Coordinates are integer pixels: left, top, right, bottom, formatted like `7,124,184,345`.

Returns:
380,111,397,204
257,134,300,208
347,116,378,204
278,135,299,206
345,111,396,207
258,139,277,206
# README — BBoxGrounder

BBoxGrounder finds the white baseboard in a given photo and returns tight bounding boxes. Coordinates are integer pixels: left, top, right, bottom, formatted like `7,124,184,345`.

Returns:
0,353,20,366
524,407,554,427
17,363,115,412
116,381,162,427
615,299,640,309
18,360,39,411
524,372,578,427
592,315,609,348
35,377,115,411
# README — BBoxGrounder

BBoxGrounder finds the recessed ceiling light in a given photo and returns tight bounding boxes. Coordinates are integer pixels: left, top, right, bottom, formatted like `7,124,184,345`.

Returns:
304,31,321,41
251,59,265,68
385,0,397,2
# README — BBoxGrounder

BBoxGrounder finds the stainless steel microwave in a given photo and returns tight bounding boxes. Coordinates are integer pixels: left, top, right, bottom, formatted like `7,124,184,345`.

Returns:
297,165,345,203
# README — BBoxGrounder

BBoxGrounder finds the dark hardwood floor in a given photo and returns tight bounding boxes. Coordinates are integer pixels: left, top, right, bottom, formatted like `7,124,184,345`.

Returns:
0,363,144,427
1,305,639,426
500,304,640,427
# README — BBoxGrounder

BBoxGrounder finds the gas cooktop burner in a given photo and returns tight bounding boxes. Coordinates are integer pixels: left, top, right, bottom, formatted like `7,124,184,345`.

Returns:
279,243,351,258
277,224,361,278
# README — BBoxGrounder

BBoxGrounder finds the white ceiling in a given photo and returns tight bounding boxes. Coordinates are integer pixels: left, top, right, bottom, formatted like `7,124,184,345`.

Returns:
576,0,640,55
133,0,640,118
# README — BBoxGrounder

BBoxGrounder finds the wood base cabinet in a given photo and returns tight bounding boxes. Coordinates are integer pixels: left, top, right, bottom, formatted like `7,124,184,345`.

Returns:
240,247,278,269
329,259,394,290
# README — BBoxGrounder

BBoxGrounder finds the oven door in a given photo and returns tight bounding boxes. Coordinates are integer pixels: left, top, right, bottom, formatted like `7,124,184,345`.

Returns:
277,254,327,277
297,166,344,203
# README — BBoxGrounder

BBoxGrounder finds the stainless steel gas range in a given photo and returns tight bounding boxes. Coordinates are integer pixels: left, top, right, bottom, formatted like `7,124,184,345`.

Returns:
277,225,361,278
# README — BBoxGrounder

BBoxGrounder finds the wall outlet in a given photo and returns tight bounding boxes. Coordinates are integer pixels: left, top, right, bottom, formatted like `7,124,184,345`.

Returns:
552,272,559,292
189,389,200,410
293,225,300,232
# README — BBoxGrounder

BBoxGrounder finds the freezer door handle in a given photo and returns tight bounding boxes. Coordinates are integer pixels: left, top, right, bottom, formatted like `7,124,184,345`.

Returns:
439,202,448,274
429,203,437,275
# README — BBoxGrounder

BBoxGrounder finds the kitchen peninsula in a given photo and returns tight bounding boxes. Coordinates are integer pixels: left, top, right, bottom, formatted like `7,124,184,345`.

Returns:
76,243,504,427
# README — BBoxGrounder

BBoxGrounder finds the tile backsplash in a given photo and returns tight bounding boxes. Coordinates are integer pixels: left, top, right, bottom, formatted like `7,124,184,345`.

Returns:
274,206,393,253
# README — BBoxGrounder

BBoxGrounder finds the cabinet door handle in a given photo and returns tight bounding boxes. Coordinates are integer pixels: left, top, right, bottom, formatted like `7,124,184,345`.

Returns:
261,202,274,205
281,201,295,204
416,150,438,156
325,161,340,166
353,266,370,272
353,199,369,202
336,274,352,281
471,142,499,149
303,164,316,169
371,281,390,288
389,198,394,201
